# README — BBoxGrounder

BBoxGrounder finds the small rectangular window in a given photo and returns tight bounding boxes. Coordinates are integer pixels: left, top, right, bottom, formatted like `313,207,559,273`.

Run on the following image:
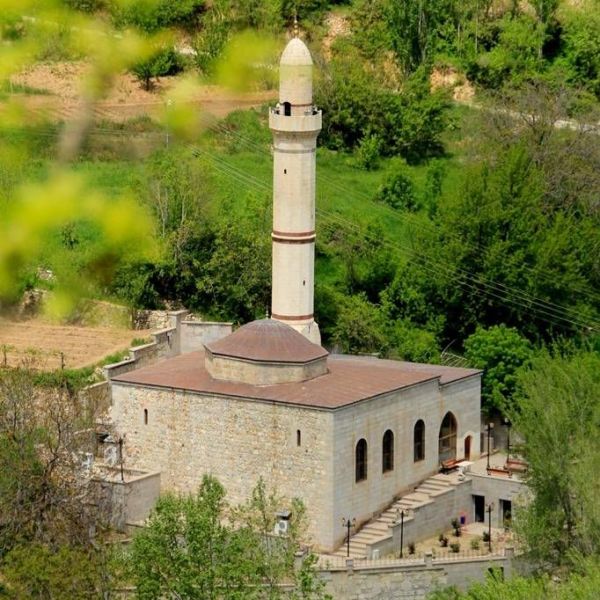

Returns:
296,429,301,446
144,409,148,425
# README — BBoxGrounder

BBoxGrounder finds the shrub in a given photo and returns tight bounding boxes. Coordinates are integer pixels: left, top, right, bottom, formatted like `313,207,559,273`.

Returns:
355,134,381,170
470,537,481,550
131,47,183,91
408,542,416,555
439,535,449,547
375,168,418,211
482,531,490,543
112,0,206,33
450,542,460,553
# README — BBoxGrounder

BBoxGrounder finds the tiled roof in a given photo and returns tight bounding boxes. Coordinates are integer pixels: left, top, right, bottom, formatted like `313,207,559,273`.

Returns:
204,319,328,364
112,351,480,410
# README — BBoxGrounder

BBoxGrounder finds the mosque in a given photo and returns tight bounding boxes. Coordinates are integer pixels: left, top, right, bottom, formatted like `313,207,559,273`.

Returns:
108,36,482,553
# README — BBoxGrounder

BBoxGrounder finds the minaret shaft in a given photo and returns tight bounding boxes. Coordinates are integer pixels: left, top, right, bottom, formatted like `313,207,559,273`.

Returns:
269,38,321,344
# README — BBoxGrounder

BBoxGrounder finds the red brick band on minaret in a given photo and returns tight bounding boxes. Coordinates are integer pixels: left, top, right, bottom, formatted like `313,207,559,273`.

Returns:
271,312,314,321
273,230,315,237
272,236,315,244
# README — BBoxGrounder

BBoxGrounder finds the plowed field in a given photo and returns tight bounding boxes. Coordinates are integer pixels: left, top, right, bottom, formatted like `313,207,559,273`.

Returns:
0,318,147,370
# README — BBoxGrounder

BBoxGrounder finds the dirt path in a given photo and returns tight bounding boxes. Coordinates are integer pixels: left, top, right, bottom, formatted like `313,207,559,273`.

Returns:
0,317,148,370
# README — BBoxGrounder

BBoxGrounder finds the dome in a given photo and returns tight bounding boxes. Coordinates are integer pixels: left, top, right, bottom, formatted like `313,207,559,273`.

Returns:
280,38,313,67
204,319,328,385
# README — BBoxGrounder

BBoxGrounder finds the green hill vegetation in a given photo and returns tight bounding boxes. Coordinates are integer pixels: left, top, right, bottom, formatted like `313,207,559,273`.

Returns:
0,1,599,596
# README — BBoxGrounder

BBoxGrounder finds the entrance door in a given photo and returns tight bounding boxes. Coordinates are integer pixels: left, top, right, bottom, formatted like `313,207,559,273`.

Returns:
473,495,485,523
464,435,472,460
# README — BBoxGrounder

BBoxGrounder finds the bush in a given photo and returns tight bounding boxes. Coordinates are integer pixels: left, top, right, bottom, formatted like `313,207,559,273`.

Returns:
450,542,460,553
354,134,381,170
131,47,183,91
439,534,449,547
482,531,490,543
470,537,480,550
375,168,418,211
112,0,206,33
408,542,416,555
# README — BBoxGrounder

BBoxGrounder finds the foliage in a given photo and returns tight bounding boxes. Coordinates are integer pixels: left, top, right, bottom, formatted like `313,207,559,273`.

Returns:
467,15,546,89
0,368,105,555
560,9,600,98
354,134,381,170
1,543,106,599
111,0,206,33
375,167,419,211
464,325,533,414
129,475,329,599
510,351,600,568
331,293,388,355
316,58,449,162
399,88,600,345
131,46,183,91
428,559,600,599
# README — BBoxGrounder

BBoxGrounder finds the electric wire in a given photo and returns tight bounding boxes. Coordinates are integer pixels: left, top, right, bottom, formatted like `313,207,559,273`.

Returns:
189,140,599,333
203,122,600,327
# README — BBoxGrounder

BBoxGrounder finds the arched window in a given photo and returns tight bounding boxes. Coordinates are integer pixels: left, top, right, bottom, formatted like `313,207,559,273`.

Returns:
283,101,291,116
382,430,394,473
355,439,368,482
439,412,458,463
414,420,425,462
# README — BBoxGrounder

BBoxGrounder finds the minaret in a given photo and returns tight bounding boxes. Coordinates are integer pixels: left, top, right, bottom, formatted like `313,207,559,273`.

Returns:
269,35,322,345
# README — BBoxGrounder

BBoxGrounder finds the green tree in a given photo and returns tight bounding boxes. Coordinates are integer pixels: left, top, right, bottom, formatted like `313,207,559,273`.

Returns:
375,167,419,211
464,325,533,414
131,46,183,91
1,544,106,599
129,475,329,599
332,293,388,355
511,351,600,567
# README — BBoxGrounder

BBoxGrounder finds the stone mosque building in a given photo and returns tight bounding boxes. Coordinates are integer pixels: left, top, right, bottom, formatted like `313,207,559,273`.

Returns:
108,37,482,553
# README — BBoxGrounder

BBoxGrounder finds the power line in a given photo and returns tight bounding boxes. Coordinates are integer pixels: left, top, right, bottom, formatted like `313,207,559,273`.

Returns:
204,122,600,325
189,141,598,333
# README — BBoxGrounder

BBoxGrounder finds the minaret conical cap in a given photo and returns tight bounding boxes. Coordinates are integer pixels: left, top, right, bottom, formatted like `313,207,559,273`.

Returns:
280,37,313,67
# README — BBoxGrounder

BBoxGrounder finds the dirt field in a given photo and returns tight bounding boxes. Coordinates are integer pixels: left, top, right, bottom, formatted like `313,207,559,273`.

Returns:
0,317,148,370
7,62,276,123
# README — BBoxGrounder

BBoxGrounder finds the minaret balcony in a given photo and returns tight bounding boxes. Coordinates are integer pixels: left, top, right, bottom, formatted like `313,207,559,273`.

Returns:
269,108,322,134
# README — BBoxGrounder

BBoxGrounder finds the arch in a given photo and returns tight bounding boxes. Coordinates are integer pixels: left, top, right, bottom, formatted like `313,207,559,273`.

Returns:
355,438,368,482
283,101,291,116
382,430,394,473
439,412,458,463
464,434,472,460
414,420,425,462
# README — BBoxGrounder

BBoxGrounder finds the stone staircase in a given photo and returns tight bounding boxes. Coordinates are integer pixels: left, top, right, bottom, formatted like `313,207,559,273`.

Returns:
329,472,467,559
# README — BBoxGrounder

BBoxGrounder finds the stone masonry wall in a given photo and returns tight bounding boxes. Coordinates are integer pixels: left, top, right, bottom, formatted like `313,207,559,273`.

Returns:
110,384,335,550
331,376,481,550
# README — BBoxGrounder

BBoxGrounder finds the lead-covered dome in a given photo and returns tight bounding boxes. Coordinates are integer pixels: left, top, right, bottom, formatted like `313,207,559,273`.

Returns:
204,319,328,385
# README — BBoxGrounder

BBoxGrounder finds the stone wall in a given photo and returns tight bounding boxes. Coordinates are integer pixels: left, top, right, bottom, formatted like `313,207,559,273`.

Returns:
320,550,514,599
110,384,335,550
331,376,481,551
180,320,233,354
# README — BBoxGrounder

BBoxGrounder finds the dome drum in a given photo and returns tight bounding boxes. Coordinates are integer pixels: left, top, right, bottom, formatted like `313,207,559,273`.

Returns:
203,319,329,385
